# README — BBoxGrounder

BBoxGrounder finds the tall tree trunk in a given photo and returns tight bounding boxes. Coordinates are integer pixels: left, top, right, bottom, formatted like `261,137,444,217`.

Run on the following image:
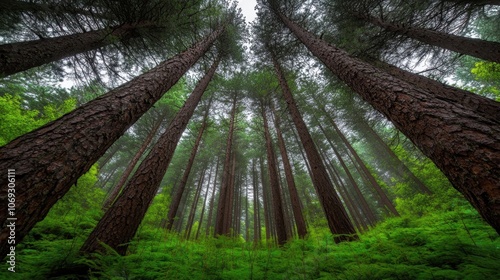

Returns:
368,58,500,123
317,123,378,226
196,163,213,240
261,102,288,245
252,159,261,243
79,56,220,255
324,117,400,217
102,110,168,210
363,15,500,63
185,165,207,240
271,102,308,238
270,53,357,242
215,94,238,236
275,11,500,233
205,157,220,236
225,151,237,236
259,156,272,240
0,27,224,256
166,103,211,230
0,21,156,77
245,180,250,241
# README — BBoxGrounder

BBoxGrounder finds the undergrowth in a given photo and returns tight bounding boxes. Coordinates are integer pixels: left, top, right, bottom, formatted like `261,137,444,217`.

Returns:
1,206,499,280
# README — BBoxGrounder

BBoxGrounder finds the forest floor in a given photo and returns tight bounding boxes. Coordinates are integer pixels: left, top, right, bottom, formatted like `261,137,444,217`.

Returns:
1,207,499,280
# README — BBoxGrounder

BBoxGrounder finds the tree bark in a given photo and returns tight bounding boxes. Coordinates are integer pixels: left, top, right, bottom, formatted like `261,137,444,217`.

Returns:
166,104,210,230
79,56,220,255
270,53,357,242
271,102,308,238
102,110,168,210
261,102,288,245
214,94,238,236
0,27,223,257
364,15,500,63
0,22,155,77
276,11,500,234
369,58,500,124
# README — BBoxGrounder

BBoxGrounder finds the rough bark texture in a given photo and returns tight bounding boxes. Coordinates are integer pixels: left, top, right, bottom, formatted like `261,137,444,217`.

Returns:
271,102,308,238
365,15,500,63
261,103,288,245
102,111,167,210
214,94,238,237
277,12,500,234
0,22,153,77
370,58,500,124
0,27,223,257
271,54,357,242
79,56,220,255
166,106,210,230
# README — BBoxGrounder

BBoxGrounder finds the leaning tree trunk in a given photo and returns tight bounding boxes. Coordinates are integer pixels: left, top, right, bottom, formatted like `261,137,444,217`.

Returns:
261,102,288,245
363,15,500,63
166,104,210,230
275,10,500,234
367,57,500,123
102,110,168,210
80,56,220,255
0,27,223,257
0,21,156,77
270,53,357,242
271,102,308,238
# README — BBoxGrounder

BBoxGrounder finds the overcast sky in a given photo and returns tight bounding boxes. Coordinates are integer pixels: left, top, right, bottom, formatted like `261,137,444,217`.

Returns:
237,0,258,23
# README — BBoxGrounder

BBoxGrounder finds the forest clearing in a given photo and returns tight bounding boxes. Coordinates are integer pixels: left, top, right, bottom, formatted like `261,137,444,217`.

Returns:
0,0,499,279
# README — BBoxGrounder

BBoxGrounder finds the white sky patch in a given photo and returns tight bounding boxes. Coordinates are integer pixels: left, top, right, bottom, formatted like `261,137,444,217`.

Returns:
236,0,258,23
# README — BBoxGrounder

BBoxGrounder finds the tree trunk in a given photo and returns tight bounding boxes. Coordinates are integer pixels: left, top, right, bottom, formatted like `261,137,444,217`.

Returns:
79,56,220,255
214,94,238,236
166,104,210,230
205,157,220,236
185,165,207,240
102,110,167,210
369,58,500,124
0,27,223,257
271,102,308,238
196,163,213,240
317,123,378,226
0,22,155,77
364,15,500,63
270,53,357,242
259,156,272,240
252,159,261,243
276,11,500,234
261,102,288,245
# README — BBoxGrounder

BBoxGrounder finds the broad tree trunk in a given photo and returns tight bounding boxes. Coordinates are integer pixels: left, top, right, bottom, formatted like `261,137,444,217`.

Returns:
166,105,210,230
0,27,223,257
102,110,168,210
271,102,308,238
261,102,288,245
79,56,220,255
369,58,500,123
275,11,500,234
214,94,238,236
364,15,500,63
0,22,155,77
270,53,357,242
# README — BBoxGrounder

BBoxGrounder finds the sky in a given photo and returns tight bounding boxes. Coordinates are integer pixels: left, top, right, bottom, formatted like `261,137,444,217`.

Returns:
237,0,258,23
